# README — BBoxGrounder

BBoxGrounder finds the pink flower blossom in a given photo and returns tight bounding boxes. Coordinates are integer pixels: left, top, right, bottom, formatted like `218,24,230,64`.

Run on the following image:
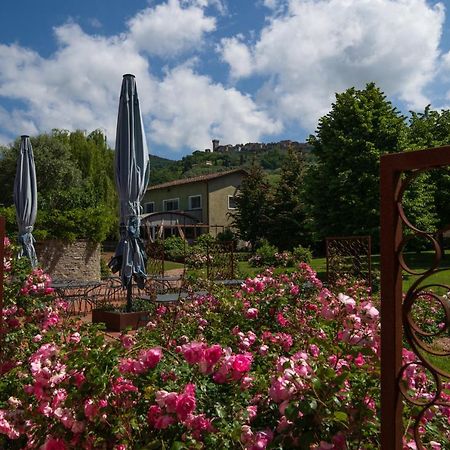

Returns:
139,347,163,369
204,344,222,367
176,384,196,420
154,415,176,429
354,353,365,367
245,308,259,319
69,333,81,344
232,354,252,373
41,437,68,450
309,344,320,357
182,342,205,365
120,335,135,350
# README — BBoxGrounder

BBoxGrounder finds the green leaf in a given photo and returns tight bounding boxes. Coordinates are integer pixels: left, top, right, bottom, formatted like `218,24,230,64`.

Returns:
334,411,348,423
170,442,187,450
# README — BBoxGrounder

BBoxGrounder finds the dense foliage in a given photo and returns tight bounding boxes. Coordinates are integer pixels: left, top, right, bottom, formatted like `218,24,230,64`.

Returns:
232,165,272,251
230,85,450,252
1,239,449,449
304,83,408,245
0,129,117,242
266,150,309,250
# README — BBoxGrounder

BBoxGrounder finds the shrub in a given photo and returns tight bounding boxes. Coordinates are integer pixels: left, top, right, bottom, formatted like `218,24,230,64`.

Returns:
195,233,216,251
1,241,449,449
0,205,116,244
185,244,208,269
164,235,187,262
216,228,237,244
249,240,278,267
292,244,313,264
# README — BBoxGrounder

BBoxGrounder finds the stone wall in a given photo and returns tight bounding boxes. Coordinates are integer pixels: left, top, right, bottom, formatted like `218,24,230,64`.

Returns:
35,240,100,281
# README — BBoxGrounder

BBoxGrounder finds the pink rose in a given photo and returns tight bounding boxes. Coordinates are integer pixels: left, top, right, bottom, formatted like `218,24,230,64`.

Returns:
182,342,205,365
140,347,162,369
245,308,259,319
176,385,196,420
120,335,135,350
205,344,222,366
147,405,162,426
309,344,320,357
154,415,175,429
41,437,68,450
69,333,81,344
232,354,252,373
354,353,365,367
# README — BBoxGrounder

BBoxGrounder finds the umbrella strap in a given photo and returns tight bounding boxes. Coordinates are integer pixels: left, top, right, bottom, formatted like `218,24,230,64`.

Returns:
126,215,141,239
18,230,35,246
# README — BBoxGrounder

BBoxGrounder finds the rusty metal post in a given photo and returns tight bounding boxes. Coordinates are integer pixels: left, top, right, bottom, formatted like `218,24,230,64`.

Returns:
325,238,330,284
367,235,372,290
380,156,403,449
0,216,5,352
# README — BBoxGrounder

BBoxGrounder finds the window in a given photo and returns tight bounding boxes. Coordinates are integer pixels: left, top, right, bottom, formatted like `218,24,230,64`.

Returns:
228,195,237,210
163,198,179,211
188,195,202,210
144,202,154,214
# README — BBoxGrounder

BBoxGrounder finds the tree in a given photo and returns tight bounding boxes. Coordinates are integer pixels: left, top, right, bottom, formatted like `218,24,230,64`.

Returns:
231,165,271,250
267,149,309,250
408,106,450,232
304,83,409,246
0,129,117,241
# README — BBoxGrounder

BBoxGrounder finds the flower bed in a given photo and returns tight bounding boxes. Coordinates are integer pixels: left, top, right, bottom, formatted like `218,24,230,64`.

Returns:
0,238,449,449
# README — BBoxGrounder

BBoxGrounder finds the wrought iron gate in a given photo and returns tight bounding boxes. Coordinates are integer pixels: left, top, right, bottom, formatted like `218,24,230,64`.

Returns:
380,146,450,449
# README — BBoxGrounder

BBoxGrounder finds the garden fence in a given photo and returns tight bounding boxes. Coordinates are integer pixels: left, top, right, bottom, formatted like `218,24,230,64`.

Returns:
325,235,371,288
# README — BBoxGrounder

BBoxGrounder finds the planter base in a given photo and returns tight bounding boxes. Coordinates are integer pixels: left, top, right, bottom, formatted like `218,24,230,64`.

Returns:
92,310,149,331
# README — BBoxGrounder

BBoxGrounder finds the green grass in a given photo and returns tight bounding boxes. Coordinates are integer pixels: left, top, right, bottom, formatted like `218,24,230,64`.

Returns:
162,260,185,271
184,251,450,290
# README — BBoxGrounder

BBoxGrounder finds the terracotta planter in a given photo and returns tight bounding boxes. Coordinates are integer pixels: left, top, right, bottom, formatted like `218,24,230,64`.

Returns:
91,309,149,331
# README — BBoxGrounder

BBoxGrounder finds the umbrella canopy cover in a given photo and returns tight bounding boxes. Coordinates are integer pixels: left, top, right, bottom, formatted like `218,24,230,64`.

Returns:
13,135,38,267
109,74,150,289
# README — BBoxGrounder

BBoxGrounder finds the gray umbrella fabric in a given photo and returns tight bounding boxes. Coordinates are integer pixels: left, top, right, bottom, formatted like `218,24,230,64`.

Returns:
109,74,150,296
13,135,38,268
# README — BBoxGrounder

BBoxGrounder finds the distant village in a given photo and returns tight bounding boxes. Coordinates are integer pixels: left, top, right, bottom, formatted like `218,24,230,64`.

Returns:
203,139,311,154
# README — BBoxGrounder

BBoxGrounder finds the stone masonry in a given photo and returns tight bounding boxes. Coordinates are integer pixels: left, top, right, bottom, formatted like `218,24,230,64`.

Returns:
35,240,100,281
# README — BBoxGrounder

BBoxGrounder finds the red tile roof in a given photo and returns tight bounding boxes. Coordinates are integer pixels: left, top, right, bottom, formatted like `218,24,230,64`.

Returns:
147,168,247,191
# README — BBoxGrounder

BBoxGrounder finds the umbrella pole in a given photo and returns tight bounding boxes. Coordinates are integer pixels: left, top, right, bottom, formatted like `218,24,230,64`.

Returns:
126,280,132,312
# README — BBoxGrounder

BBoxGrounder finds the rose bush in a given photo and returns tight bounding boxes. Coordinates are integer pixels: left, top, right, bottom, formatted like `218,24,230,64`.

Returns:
0,239,449,449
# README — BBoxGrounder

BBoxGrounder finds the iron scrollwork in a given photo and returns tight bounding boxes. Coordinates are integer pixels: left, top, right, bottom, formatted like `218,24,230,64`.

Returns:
396,169,450,449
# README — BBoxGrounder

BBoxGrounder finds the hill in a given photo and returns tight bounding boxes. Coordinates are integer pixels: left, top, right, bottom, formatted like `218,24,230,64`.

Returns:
149,140,311,186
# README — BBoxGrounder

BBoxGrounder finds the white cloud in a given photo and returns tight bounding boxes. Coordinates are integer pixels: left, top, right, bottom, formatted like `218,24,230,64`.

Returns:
128,0,216,57
0,23,154,144
149,65,282,150
220,36,254,79
221,0,445,128
262,0,285,11
0,2,280,154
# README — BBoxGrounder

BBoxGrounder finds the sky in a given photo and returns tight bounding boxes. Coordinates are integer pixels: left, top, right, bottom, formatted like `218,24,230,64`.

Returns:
1,0,450,159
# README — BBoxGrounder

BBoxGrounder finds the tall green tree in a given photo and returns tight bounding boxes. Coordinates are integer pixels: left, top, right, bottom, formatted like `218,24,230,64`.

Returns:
408,106,450,232
304,83,408,245
267,149,308,250
0,129,117,241
231,165,271,250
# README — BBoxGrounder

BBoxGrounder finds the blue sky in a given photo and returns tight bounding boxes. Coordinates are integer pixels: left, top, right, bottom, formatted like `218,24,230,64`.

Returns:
0,0,450,158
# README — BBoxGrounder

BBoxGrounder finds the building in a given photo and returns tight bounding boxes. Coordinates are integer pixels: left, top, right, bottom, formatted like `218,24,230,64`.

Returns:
141,169,247,241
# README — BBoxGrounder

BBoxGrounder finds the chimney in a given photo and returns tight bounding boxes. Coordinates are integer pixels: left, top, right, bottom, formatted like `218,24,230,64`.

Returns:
212,139,219,152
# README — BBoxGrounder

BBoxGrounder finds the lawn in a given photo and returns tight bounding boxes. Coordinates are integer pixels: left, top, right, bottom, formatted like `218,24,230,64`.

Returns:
237,251,450,293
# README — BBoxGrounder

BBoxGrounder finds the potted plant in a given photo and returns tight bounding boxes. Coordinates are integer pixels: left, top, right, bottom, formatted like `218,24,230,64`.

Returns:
92,298,152,331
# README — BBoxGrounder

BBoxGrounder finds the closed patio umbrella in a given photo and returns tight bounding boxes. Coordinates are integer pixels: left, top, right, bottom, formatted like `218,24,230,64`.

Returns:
13,135,38,267
109,74,150,312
